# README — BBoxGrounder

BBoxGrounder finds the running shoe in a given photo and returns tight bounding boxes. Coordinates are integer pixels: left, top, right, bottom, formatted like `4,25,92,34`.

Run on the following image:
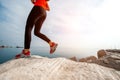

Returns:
50,42,58,54
15,50,31,59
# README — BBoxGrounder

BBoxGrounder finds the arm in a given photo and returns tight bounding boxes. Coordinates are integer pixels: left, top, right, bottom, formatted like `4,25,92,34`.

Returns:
46,1,50,11
46,3,50,11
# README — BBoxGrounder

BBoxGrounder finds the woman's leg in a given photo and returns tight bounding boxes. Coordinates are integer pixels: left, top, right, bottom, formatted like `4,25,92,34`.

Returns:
34,10,51,43
24,6,44,49
15,6,41,58
34,7,58,54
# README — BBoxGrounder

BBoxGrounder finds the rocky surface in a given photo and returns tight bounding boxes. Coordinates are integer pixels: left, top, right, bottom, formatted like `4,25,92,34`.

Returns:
93,49,120,71
69,56,77,61
79,56,97,62
79,49,120,71
0,55,120,80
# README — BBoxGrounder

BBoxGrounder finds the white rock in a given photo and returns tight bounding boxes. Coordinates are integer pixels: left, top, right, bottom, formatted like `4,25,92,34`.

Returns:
0,55,120,80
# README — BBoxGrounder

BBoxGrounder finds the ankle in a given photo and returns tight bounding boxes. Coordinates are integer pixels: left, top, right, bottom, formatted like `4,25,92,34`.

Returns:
23,49,30,53
49,41,53,46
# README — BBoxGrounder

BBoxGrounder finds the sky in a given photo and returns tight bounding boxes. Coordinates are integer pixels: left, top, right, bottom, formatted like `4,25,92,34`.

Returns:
0,0,120,58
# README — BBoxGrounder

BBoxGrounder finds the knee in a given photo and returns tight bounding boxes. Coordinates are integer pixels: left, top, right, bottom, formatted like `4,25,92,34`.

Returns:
34,31,39,36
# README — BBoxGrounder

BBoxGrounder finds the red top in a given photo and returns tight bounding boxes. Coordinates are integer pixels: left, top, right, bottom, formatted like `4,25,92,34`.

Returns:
34,0,50,11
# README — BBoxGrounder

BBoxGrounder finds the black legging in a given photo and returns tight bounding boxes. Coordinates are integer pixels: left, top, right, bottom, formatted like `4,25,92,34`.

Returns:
24,6,50,49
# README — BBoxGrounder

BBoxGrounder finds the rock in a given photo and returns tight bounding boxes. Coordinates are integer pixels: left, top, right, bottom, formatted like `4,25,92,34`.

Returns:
69,56,77,62
79,58,86,62
97,49,107,58
94,49,120,70
79,56,97,62
0,55,120,80
106,49,120,53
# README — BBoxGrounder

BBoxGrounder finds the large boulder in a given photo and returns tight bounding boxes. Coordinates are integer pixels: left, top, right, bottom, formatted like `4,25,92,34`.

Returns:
0,55,120,80
94,49,120,70
97,49,107,58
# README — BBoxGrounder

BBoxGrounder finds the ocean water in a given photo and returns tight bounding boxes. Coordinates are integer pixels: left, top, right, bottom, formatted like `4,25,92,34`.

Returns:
0,47,100,64
0,47,60,64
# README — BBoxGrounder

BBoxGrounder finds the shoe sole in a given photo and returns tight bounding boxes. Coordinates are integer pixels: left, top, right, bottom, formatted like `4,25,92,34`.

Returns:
15,54,31,59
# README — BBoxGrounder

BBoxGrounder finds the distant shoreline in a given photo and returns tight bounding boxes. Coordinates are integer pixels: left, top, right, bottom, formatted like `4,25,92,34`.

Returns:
0,45,23,48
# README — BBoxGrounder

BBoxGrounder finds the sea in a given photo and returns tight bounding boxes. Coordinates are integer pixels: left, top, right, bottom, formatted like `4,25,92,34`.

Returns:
0,47,99,64
0,47,61,64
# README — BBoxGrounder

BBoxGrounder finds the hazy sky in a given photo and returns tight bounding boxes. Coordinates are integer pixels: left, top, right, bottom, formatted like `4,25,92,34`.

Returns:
0,0,120,57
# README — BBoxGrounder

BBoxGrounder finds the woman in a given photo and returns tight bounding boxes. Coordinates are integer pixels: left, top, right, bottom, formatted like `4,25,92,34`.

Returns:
15,0,58,58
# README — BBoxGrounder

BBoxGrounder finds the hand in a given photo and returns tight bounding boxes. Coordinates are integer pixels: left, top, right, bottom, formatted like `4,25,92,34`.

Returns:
31,0,36,4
